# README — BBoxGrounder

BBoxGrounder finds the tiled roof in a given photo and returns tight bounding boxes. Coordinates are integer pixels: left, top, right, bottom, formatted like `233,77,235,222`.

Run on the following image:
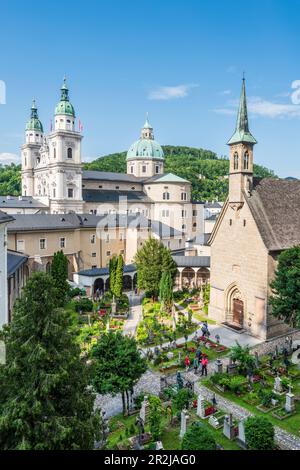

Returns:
83,189,152,203
247,178,300,251
172,255,210,267
0,210,14,224
78,263,136,277
82,170,145,183
0,196,47,208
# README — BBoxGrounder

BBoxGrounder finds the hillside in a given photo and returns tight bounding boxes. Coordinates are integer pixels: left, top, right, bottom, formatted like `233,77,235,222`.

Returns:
84,145,276,201
0,146,276,200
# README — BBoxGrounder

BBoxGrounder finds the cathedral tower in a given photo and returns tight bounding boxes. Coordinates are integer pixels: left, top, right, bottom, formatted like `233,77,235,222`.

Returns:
126,115,164,177
227,78,257,204
21,100,44,196
47,78,84,213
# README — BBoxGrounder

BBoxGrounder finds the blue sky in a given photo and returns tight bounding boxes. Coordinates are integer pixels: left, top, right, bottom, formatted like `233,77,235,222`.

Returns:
1,0,300,177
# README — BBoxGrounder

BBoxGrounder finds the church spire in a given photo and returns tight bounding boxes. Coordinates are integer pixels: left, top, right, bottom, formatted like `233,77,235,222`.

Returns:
26,99,43,133
227,78,257,146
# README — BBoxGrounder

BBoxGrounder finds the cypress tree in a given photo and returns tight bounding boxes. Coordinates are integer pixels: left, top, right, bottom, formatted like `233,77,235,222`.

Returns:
115,254,124,298
51,250,69,306
109,255,118,296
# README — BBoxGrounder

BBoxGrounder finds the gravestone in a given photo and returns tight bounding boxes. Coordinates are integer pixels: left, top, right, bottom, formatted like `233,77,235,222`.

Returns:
178,351,182,365
273,374,283,394
179,409,189,438
166,351,174,360
196,394,205,418
140,396,149,423
156,441,164,450
227,358,238,376
285,384,295,413
236,419,247,449
208,415,219,428
223,413,236,440
160,376,167,393
215,358,223,374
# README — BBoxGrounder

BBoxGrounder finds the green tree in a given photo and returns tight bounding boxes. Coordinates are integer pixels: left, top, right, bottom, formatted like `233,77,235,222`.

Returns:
270,246,300,328
115,254,124,298
229,341,255,374
148,395,163,440
181,423,216,450
244,416,275,450
0,272,101,450
134,237,177,300
172,388,190,413
91,331,147,415
159,270,174,312
109,255,118,296
51,250,69,306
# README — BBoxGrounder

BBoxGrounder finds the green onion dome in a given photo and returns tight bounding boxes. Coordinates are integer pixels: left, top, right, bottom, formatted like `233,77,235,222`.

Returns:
54,78,75,117
26,100,43,132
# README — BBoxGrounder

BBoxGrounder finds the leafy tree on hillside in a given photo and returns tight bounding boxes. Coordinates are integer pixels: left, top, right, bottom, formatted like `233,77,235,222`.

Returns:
0,272,101,450
134,238,177,300
91,331,147,415
270,246,300,328
0,164,21,195
51,250,69,306
83,146,276,202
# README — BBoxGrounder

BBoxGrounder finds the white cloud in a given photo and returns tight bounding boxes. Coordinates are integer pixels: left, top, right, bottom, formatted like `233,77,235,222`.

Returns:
0,153,20,164
248,97,300,118
214,96,300,119
148,84,198,101
219,89,231,95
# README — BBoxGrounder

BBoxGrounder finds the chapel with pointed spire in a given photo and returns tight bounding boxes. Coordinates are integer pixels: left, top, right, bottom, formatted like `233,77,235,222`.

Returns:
228,78,257,203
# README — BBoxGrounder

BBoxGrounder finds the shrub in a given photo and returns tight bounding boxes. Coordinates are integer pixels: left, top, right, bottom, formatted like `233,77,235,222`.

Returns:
258,389,275,408
73,297,94,313
181,422,216,450
228,375,246,394
69,287,85,298
244,416,275,450
134,393,145,410
172,388,190,413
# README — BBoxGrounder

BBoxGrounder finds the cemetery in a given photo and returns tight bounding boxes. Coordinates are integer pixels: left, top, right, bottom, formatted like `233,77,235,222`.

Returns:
205,340,300,436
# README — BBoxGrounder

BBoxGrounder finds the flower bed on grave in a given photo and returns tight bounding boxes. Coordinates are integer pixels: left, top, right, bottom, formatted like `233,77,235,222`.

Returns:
272,407,297,420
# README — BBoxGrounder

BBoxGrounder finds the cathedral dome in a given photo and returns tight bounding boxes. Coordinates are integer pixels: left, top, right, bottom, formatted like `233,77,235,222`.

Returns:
126,116,164,161
26,100,43,132
127,138,164,161
55,78,75,117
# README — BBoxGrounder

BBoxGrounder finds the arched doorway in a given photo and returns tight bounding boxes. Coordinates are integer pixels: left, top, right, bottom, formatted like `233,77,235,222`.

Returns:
226,286,244,328
197,268,210,286
105,277,110,291
93,278,104,296
123,275,133,291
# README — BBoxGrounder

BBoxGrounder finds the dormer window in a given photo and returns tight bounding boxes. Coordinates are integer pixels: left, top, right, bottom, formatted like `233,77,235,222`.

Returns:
234,152,239,170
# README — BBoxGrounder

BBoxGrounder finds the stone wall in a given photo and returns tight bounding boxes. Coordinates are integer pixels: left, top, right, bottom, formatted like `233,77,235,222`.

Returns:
251,330,300,356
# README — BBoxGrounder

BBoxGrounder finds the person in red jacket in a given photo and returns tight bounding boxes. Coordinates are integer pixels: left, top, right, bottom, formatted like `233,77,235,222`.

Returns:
201,355,208,376
184,355,190,371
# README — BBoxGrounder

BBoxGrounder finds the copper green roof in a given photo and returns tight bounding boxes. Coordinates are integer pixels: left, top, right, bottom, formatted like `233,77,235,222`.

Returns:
26,99,43,132
127,138,164,160
148,173,189,183
55,78,75,117
227,79,257,145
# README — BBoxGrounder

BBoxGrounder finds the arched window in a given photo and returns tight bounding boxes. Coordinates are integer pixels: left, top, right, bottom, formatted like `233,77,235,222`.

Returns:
67,147,72,159
53,148,56,159
233,152,239,170
163,192,170,200
243,151,249,170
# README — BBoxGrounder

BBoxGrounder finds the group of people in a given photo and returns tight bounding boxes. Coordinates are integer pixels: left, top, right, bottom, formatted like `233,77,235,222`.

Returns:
184,348,209,376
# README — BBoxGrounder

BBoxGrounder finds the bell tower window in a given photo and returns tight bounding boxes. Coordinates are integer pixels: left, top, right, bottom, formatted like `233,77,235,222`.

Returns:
243,151,249,170
67,147,73,159
233,152,239,170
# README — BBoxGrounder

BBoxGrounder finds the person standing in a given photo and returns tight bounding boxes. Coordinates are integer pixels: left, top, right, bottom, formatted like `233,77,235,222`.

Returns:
184,355,190,372
201,355,208,376
193,356,199,374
